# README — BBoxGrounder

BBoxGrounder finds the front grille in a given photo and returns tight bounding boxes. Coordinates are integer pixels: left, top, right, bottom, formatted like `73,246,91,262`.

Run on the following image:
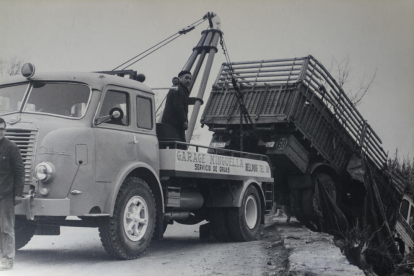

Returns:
5,129,37,183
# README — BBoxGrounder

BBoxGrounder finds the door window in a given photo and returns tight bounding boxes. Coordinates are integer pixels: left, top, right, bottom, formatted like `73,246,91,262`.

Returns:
136,96,152,129
99,90,130,126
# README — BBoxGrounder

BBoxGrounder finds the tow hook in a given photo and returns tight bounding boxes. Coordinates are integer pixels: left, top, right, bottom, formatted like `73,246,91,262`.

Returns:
23,189,35,220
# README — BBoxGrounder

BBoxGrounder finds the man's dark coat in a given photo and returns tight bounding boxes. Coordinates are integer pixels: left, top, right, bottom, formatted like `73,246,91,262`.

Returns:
161,83,190,141
0,138,25,199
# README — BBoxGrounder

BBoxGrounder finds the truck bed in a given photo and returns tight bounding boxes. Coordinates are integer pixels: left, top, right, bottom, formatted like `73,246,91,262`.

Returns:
202,57,386,170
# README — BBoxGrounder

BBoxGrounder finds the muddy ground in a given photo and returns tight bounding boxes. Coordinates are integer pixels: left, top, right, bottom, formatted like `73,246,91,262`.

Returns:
3,216,367,276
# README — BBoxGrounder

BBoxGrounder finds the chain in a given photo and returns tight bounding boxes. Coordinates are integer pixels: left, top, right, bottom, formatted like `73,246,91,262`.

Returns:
219,34,259,152
240,111,244,152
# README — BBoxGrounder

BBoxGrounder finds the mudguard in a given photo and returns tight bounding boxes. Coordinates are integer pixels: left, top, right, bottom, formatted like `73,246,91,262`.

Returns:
104,161,164,216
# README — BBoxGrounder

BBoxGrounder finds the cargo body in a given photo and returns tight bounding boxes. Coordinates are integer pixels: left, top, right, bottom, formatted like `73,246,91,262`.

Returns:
201,56,411,253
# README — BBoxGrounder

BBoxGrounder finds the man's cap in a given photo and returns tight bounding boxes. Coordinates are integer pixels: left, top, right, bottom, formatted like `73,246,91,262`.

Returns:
178,70,192,78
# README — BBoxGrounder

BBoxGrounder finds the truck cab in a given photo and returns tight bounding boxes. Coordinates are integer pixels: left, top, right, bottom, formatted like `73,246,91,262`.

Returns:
1,71,160,220
396,195,414,255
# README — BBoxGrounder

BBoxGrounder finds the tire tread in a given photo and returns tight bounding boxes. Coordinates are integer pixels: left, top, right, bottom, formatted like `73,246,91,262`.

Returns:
99,177,155,260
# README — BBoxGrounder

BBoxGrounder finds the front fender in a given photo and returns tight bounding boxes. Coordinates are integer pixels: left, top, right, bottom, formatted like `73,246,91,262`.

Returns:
104,161,163,216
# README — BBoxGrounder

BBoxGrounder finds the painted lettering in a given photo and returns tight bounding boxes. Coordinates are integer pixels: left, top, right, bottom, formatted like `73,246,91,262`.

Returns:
38,146,71,156
245,163,258,172
194,164,211,172
177,150,206,164
219,166,230,173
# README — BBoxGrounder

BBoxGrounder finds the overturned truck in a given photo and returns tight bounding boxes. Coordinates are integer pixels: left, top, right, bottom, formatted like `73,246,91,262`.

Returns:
201,55,411,255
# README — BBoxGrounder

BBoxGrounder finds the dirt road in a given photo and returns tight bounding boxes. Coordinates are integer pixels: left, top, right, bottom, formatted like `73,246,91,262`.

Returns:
5,222,282,276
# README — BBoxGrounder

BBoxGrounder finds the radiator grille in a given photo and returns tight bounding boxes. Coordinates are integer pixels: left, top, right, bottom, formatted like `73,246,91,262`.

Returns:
5,129,37,183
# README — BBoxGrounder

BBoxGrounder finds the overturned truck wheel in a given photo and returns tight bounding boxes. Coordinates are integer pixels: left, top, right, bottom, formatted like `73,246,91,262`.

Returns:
227,185,262,241
302,172,341,231
99,177,156,260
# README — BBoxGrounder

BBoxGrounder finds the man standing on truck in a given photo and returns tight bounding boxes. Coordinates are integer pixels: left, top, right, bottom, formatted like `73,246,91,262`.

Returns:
161,71,192,142
0,117,25,271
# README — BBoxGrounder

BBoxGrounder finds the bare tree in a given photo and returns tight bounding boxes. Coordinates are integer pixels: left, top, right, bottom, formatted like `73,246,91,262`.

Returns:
0,57,24,78
330,55,377,106
387,149,413,195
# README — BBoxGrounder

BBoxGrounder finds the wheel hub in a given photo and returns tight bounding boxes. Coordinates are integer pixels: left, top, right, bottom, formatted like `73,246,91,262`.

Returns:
245,195,258,229
123,196,148,241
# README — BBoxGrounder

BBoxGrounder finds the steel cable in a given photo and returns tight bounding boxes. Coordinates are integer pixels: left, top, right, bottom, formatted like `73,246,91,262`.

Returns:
122,35,183,70
113,17,207,71
219,34,258,151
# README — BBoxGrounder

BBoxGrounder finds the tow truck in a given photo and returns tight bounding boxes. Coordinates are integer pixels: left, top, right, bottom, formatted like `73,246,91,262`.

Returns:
0,13,275,260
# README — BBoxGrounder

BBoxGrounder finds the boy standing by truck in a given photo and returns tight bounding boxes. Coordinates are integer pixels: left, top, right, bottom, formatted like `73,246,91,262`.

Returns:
0,117,25,271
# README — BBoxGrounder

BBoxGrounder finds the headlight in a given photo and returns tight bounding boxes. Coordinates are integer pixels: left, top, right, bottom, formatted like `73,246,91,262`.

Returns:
35,162,55,182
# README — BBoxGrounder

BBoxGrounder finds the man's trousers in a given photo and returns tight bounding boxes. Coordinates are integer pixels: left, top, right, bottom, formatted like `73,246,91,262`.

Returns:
0,197,15,259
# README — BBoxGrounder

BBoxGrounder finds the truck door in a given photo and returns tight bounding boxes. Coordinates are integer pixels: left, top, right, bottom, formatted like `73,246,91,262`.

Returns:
94,88,136,182
134,94,159,173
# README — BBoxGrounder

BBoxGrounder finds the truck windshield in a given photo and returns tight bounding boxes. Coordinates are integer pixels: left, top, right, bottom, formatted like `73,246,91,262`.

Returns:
24,82,91,118
0,84,28,115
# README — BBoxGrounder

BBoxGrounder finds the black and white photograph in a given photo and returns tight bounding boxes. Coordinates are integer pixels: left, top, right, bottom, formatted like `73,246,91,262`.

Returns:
0,1,413,275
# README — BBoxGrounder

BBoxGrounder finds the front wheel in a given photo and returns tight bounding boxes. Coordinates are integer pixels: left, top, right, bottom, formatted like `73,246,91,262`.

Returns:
227,185,262,241
99,177,156,260
15,218,36,250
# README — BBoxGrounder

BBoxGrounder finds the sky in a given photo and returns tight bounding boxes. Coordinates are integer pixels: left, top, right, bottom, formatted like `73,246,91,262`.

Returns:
1,0,413,160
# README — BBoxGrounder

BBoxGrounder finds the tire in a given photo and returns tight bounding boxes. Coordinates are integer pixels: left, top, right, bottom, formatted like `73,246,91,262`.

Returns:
99,177,156,260
210,208,233,242
227,185,262,242
162,220,169,234
15,219,36,250
302,188,320,231
302,173,339,231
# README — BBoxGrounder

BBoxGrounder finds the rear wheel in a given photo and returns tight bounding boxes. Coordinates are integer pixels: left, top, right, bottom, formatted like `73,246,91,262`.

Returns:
99,177,155,260
210,208,232,242
227,185,262,241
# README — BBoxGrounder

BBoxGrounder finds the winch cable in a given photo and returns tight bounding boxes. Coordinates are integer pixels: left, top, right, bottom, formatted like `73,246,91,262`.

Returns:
219,34,258,151
112,17,207,71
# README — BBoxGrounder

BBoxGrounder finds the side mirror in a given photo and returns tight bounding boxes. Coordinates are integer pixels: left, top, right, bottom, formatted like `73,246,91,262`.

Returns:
109,107,124,122
94,107,125,125
172,77,180,85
